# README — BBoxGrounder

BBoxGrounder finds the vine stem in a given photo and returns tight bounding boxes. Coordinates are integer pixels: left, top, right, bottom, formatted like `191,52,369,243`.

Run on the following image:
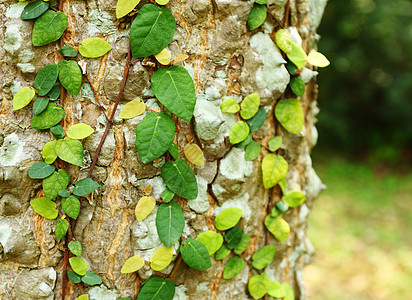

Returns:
87,32,133,178
267,9,284,28
84,73,109,121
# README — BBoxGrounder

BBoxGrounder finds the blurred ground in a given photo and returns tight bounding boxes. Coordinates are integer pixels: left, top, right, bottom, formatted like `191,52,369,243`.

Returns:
304,155,412,300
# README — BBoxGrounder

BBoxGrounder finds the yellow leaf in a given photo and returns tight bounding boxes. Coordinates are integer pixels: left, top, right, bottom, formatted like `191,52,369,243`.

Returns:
116,0,141,19
173,54,189,62
121,255,145,273
135,196,156,221
76,295,89,300
67,123,94,140
307,50,330,67
154,48,171,65
150,246,174,271
119,99,146,119
13,87,35,111
183,144,205,166
155,0,170,5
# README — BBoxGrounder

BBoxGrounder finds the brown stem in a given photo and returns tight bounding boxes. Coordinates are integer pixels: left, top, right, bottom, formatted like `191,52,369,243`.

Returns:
168,254,182,279
283,0,290,28
84,73,109,121
267,9,284,28
87,34,133,178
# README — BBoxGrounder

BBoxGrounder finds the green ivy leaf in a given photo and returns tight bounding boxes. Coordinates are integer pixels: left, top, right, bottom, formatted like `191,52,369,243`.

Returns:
121,255,145,273
42,169,70,200
59,46,78,57
275,201,289,213
58,190,71,198
214,244,230,260
290,76,305,97
234,234,249,255
68,240,82,256
135,112,175,163
150,246,174,271
255,0,268,4
20,0,49,20
55,219,69,240
246,107,266,131
161,188,175,203
30,197,58,219
275,29,293,54
180,237,211,270
245,141,261,161
56,138,84,166
240,93,260,120
31,102,65,130
229,121,250,144
286,42,307,69
81,272,102,286
261,154,288,189
215,207,243,231
58,60,82,95
42,140,58,164
50,124,65,139
34,64,59,96
69,257,88,276
223,256,246,279
156,201,185,247
286,60,299,75
161,158,198,199
268,136,282,152
151,65,196,121
247,3,267,31
13,87,35,111
268,281,285,298
48,84,61,100
73,178,99,197
130,4,176,58
29,161,55,179
196,231,224,255
252,245,276,270
248,273,270,300
225,226,242,249
220,98,240,114
275,99,304,134
32,10,68,46
116,0,141,19
282,190,305,207
137,277,175,300
264,215,290,242
67,123,94,140
79,38,112,58
168,143,179,160
32,97,49,115
235,132,252,148
62,195,81,219
68,270,82,284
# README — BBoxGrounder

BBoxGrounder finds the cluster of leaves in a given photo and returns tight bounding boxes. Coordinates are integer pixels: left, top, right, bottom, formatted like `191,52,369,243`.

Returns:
12,1,117,295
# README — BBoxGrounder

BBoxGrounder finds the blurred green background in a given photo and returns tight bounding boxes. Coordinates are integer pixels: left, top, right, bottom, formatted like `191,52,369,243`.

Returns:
304,0,412,298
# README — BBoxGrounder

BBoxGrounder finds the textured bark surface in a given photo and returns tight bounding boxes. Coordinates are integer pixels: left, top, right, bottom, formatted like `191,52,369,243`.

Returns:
0,0,327,299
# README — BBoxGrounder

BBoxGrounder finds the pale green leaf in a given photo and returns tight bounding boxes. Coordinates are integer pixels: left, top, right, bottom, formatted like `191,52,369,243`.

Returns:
135,196,156,221
68,240,82,256
62,195,81,219
155,0,170,5
154,48,171,65
268,136,282,152
150,246,174,271
31,102,65,129
282,282,295,300
252,245,276,270
264,215,290,242
307,50,330,67
116,0,141,19
215,207,243,231
42,140,58,164
67,123,94,140
229,121,250,144
121,255,145,273
223,256,246,279
275,29,292,53
55,219,69,240
268,281,285,298
240,93,260,120
69,257,87,276
58,60,82,95
79,38,112,58
275,99,304,134
119,99,146,119
214,244,230,260
220,98,240,114
261,154,288,189
282,190,305,207
196,231,223,255
42,169,70,200
286,42,307,69
245,141,261,161
183,144,204,166
13,87,35,111
30,197,58,219
55,138,84,166
248,273,270,300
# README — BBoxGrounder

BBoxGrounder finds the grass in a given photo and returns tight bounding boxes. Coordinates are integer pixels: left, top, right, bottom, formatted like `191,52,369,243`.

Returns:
304,154,412,300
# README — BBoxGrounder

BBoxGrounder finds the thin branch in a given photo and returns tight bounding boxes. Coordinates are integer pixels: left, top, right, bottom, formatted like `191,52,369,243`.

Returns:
267,9,283,28
283,0,290,28
168,254,182,279
84,73,109,121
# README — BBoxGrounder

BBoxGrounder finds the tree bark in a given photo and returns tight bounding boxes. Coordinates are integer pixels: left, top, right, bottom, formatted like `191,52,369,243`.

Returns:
0,0,327,299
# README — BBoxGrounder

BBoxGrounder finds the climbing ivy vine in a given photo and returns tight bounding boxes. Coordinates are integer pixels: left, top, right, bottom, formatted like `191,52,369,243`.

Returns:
11,0,329,299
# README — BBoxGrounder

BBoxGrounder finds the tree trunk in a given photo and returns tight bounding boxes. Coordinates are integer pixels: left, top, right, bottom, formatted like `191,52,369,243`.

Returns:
0,0,327,299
